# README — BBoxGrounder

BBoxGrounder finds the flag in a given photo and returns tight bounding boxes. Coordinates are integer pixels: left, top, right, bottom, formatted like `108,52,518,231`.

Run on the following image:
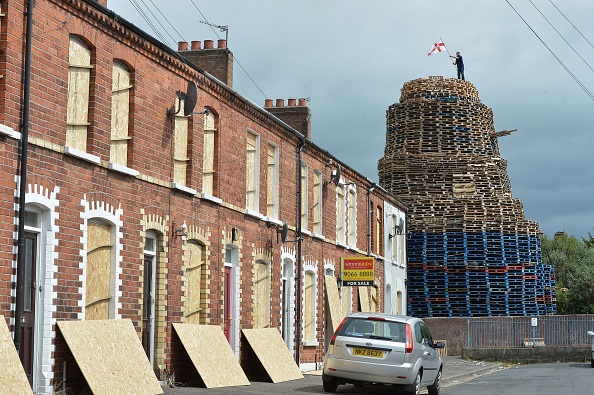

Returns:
428,40,445,56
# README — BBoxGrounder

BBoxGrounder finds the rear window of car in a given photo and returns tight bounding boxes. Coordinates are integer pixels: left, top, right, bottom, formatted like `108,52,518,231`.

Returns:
338,318,405,342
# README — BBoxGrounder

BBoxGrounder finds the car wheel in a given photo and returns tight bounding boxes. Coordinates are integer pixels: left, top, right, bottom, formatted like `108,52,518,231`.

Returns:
322,374,339,393
404,370,421,395
427,367,442,395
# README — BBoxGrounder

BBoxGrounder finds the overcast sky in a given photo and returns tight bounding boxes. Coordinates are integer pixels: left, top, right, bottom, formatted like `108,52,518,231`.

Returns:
107,0,594,238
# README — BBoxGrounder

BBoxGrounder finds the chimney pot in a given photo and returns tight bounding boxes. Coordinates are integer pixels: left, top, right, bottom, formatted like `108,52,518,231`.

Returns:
275,99,285,107
190,40,201,50
178,41,188,51
298,98,308,107
288,98,297,107
204,40,214,49
264,99,274,107
217,39,227,49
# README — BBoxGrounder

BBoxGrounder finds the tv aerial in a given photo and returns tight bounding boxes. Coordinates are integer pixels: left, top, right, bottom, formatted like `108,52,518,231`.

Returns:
166,81,210,118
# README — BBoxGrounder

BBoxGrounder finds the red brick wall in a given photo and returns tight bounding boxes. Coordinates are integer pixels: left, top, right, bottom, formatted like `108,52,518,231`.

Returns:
0,0,404,386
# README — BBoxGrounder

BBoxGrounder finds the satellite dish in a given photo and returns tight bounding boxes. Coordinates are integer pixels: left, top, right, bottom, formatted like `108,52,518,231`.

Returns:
280,221,289,243
331,164,342,186
183,81,198,116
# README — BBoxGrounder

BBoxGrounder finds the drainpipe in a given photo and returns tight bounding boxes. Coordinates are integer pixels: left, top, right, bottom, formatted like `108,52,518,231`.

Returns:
14,0,34,351
366,182,376,256
295,137,304,366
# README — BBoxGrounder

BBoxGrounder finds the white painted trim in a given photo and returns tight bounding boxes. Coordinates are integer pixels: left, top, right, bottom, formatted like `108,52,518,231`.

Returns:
64,146,101,164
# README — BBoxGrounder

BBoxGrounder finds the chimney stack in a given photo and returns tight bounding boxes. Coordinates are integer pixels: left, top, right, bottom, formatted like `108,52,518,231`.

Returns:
178,39,234,87
266,98,312,139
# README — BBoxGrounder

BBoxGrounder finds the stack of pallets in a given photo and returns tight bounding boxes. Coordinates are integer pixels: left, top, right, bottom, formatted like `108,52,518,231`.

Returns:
379,76,556,317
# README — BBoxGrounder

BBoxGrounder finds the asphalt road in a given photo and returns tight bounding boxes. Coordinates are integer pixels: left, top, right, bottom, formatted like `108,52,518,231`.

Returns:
440,362,594,395
163,362,594,394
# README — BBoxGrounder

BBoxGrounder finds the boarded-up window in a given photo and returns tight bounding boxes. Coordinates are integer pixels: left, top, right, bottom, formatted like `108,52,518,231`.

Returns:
203,111,216,195
66,36,92,151
372,281,380,312
174,100,189,186
185,241,206,324
304,271,315,342
301,163,308,229
375,206,383,255
246,132,259,211
253,261,269,328
110,61,132,166
348,189,357,246
336,186,345,243
86,219,112,320
266,144,278,218
312,170,322,234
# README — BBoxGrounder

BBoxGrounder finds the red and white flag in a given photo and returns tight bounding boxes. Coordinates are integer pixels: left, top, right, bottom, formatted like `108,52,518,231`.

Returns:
428,40,445,56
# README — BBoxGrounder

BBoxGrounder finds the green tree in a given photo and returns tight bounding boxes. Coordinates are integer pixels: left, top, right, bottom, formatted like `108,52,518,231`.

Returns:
542,233,594,314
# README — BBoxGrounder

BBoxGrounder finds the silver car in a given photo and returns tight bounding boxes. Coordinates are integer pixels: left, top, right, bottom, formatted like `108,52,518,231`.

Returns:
322,312,444,394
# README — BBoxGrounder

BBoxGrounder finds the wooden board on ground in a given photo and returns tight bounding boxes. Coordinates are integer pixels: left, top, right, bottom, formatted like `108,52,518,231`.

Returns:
324,275,342,333
172,323,249,388
241,328,303,383
0,316,33,395
358,286,371,312
57,319,162,395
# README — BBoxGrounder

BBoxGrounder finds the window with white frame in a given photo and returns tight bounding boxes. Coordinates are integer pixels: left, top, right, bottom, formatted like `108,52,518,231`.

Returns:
304,270,316,342
336,185,346,244
110,61,132,166
312,170,322,235
390,215,398,262
347,187,357,247
301,162,308,230
66,36,92,151
246,131,260,212
375,206,383,255
266,144,279,218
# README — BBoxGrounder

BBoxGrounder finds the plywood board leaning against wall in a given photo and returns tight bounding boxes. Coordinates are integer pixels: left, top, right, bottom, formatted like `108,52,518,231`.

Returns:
241,328,304,383
172,323,250,388
0,316,33,395
57,319,163,395
324,275,342,333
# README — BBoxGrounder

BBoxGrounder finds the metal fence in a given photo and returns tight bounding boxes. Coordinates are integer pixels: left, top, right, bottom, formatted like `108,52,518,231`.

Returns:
467,315,594,348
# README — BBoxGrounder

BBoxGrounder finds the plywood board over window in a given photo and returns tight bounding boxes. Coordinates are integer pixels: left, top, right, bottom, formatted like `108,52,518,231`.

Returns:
241,328,303,383
0,316,33,395
358,286,371,312
66,36,91,151
185,242,205,324
57,319,163,395
253,261,269,329
172,324,249,388
110,61,132,166
86,219,112,320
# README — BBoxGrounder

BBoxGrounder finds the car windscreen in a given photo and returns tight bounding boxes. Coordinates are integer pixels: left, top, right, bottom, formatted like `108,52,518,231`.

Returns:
338,318,405,342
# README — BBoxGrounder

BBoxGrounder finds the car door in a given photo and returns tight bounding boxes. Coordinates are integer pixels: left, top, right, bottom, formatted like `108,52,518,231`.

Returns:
419,321,440,385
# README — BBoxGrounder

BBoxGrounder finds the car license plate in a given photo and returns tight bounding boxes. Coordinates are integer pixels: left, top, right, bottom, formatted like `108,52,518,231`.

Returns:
352,347,383,358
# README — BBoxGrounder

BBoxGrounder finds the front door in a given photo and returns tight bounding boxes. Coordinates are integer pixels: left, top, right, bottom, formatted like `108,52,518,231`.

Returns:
19,232,37,386
142,255,155,365
223,266,231,341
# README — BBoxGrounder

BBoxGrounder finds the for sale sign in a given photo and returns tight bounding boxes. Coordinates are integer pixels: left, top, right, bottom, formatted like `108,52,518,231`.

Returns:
341,257,374,286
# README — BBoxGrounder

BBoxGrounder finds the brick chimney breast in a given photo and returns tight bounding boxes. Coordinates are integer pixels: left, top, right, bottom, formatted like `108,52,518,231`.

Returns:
178,39,234,88
267,98,312,139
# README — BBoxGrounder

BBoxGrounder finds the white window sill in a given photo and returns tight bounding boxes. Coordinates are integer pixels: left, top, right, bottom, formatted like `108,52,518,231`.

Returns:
108,162,139,177
201,193,222,205
313,233,325,241
245,209,265,220
64,146,100,165
303,341,318,347
0,124,20,140
171,182,197,196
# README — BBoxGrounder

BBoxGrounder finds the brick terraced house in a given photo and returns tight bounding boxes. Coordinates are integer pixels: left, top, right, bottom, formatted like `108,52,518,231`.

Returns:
0,0,406,393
